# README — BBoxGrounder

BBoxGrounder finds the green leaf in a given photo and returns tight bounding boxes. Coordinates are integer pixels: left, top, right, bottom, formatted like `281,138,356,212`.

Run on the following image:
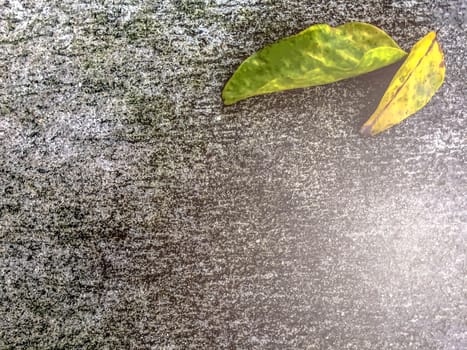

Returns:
222,22,407,105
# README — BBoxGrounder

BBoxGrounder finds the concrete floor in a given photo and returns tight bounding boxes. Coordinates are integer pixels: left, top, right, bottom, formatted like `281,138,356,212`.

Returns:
0,0,466,348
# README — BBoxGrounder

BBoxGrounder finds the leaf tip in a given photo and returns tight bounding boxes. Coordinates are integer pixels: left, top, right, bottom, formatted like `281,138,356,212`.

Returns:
221,89,234,105
359,124,374,137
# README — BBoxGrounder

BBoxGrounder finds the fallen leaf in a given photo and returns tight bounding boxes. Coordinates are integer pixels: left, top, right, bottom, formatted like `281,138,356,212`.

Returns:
222,22,406,105
360,32,445,136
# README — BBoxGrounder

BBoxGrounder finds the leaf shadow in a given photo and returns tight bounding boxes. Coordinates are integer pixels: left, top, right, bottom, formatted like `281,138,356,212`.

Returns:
350,59,405,130
221,58,406,139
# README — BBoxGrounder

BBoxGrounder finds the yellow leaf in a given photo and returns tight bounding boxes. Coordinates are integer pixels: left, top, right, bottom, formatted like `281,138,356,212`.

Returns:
360,32,445,136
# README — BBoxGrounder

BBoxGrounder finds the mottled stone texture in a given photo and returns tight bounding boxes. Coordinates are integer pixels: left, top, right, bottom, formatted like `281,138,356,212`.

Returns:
0,0,466,349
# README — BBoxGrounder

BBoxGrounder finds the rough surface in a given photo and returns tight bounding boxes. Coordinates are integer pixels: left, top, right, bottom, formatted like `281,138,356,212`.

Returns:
0,0,466,349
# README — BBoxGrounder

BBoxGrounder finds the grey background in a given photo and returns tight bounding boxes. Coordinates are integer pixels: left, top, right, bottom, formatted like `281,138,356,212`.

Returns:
1,0,466,349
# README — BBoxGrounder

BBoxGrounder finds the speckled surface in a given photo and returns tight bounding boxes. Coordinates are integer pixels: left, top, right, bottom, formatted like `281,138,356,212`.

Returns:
0,0,466,349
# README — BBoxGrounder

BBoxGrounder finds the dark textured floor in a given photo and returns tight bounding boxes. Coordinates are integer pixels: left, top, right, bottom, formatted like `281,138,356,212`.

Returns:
0,0,466,349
